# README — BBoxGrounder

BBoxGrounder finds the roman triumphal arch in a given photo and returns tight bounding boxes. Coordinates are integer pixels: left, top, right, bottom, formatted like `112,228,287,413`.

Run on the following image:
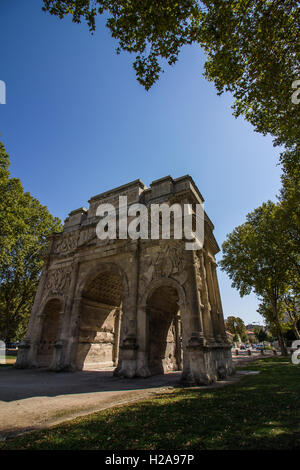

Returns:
16,175,233,385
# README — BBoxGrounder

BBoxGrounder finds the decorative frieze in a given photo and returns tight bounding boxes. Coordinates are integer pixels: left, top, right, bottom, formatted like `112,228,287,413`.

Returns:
45,266,72,295
139,242,187,300
54,232,78,253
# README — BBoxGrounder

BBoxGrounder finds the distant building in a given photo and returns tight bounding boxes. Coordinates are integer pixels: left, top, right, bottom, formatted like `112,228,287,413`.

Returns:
246,323,263,330
246,330,255,342
226,331,234,342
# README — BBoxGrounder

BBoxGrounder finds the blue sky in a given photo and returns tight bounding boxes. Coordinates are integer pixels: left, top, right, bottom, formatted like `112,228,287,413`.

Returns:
0,0,282,325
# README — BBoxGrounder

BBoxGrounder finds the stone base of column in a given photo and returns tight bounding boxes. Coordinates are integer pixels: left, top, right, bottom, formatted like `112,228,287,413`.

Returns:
54,338,78,371
15,339,32,368
49,340,68,371
113,336,138,378
15,339,39,369
180,339,234,386
136,351,151,377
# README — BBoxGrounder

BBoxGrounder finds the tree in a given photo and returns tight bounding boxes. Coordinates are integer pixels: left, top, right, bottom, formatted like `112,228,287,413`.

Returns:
257,293,300,340
282,293,300,340
220,201,299,355
232,333,239,345
283,317,300,343
253,325,262,342
42,1,300,153
257,329,268,343
278,149,300,295
225,315,248,342
0,141,62,342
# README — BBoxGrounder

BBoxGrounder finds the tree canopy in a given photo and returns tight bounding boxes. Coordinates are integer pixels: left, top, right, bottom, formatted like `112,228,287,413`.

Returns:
42,0,300,153
0,142,62,342
225,315,248,342
220,200,299,355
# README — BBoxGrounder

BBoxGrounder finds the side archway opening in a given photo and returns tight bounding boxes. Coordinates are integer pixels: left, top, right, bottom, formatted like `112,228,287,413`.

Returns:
37,298,62,367
146,285,182,375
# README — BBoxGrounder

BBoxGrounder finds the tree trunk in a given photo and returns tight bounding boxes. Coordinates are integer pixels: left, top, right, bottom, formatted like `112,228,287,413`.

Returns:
292,323,300,340
272,303,288,356
291,317,300,340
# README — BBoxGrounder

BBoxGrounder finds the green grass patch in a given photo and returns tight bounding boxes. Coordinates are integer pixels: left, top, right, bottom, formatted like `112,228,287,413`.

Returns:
0,356,16,367
1,357,300,450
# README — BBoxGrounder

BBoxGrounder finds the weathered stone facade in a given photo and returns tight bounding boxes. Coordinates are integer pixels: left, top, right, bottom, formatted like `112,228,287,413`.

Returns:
16,175,234,385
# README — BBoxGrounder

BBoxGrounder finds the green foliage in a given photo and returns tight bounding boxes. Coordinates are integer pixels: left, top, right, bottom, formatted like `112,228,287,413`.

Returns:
253,325,272,343
220,200,299,355
0,141,62,341
225,315,247,341
221,201,296,298
278,149,300,294
42,0,202,91
201,1,299,150
283,319,300,342
257,329,268,343
232,333,239,343
42,1,300,152
258,293,300,341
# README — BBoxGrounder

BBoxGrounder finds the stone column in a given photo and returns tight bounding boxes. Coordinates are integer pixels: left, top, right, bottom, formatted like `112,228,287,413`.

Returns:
178,300,190,376
187,250,205,347
116,241,139,377
198,251,215,345
205,256,234,378
25,310,45,368
117,296,138,377
174,312,182,370
113,307,121,366
204,252,222,342
64,296,82,371
55,260,81,370
210,261,228,342
181,251,213,386
50,303,67,371
136,304,151,377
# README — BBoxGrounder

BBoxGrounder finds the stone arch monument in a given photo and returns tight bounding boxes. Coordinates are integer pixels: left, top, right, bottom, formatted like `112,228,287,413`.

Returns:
16,175,233,385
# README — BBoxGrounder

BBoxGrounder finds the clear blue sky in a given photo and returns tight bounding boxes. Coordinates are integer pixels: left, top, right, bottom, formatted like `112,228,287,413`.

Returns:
0,0,282,325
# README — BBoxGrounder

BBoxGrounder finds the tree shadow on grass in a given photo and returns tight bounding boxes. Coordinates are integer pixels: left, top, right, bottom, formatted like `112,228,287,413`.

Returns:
1,358,300,450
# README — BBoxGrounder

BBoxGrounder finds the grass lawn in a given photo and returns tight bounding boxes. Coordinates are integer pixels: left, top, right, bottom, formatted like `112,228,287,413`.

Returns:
1,357,299,450
0,356,16,367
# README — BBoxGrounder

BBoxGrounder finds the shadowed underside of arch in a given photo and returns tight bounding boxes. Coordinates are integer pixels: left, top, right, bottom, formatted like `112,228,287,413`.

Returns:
146,285,182,375
37,298,61,367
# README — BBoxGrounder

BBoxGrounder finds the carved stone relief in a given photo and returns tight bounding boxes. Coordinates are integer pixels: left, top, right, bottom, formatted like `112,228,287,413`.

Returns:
139,242,187,300
54,232,78,253
45,266,72,295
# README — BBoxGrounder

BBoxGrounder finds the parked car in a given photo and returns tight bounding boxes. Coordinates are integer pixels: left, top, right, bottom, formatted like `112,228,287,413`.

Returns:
256,344,264,350
6,341,19,348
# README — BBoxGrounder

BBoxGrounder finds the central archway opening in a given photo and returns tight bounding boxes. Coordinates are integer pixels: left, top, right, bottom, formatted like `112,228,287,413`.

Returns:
146,285,182,375
76,271,123,370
